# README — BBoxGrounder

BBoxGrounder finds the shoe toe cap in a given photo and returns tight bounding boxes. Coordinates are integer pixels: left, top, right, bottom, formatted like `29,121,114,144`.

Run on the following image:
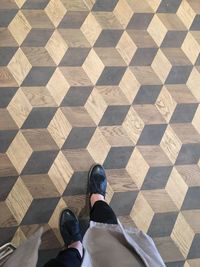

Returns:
92,164,106,177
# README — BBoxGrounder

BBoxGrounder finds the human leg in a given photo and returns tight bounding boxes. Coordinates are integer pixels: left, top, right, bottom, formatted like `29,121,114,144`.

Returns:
88,165,118,225
90,199,118,224
43,247,82,267
44,210,83,267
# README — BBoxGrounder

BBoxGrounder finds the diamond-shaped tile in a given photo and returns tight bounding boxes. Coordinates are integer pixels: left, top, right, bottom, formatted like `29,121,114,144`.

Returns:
137,124,167,145
8,48,31,85
157,0,182,13
104,146,134,169
176,144,200,165
63,171,88,196
148,212,178,237
22,29,54,47
0,130,18,153
21,197,59,224
62,127,96,149
0,87,17,108
99,105,130,126
45,0,66,27
22,0,49,9
8,11,31,45
58,11,89,29
46,30,68,65
6,177,33,224
21,150,58,175
142,166,172,190
1,2,200,265
22,107,57,129
22,67,56,86
61,86,92,107
0,176,17,201
0,47,17,66
0,10,18,27
21,174,60,198
110,191,138,216
7,88,32,128
6,131,33,174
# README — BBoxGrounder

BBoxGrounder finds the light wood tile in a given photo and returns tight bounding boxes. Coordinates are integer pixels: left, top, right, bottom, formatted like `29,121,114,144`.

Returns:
7,88,32,128
171,213,195,258
6,177,33,223
48,151,73,194
7,132,33,173
8,11,31,45
8,48,31,85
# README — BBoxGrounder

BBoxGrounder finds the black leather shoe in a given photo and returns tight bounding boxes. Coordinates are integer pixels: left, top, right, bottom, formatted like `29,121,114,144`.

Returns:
59,209,82,246
88,164,107,198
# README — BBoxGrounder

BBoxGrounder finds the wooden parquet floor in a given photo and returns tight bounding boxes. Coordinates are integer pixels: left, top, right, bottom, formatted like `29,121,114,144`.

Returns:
0,0,200,266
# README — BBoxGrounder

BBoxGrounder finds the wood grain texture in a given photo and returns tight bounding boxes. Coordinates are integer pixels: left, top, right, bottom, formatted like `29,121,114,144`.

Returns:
1,1,200,265
6,178,33,223
6,131,33,173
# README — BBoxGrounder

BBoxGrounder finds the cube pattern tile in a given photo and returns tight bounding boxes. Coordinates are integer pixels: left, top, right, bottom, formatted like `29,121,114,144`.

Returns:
0,1,200,266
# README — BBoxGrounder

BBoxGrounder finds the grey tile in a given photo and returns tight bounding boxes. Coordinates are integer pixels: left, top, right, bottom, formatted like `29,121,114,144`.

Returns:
161,31,187,48
182,187,200,210
0,10,17,27
92,0,118,11
170,103,198,123
22,67,55,86
176,144,200,165
58,11,89,28
110,191,138,216
0,87,17,108
99,105,130,126
22,198,59,224
137,124,167,145
195,54,200,66
22,150,58,175
133,85,161,104
37,249,60,267
190,15,200,31
60,48,90,66
0,1,18,8
157,0,182,13
148,212,178,237
62,88,92,108
61,86,92,107
94,30,123,47
127,13,154,30
97,67,126,85
188,234,200,258
0,130,18,153
22,0,49,9
166,261,184,267
0,227,17,246
166,66,192,84
63,171,88,196
104,146,134,169
130,48,158,66
22,107,57,129
142,166,172,190
62,127,96,149
22,29,54,47
0,176,17,201
0,47,17,66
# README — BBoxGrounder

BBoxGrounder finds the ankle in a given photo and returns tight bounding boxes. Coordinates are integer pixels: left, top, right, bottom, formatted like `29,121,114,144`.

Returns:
90,193,105,207
68,241,83,257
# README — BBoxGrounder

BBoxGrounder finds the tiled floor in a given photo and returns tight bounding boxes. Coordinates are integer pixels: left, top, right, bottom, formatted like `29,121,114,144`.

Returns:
0,0,200,266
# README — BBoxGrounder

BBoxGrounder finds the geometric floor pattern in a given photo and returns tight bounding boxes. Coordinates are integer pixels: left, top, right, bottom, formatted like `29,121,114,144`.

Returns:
0,0,200,266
